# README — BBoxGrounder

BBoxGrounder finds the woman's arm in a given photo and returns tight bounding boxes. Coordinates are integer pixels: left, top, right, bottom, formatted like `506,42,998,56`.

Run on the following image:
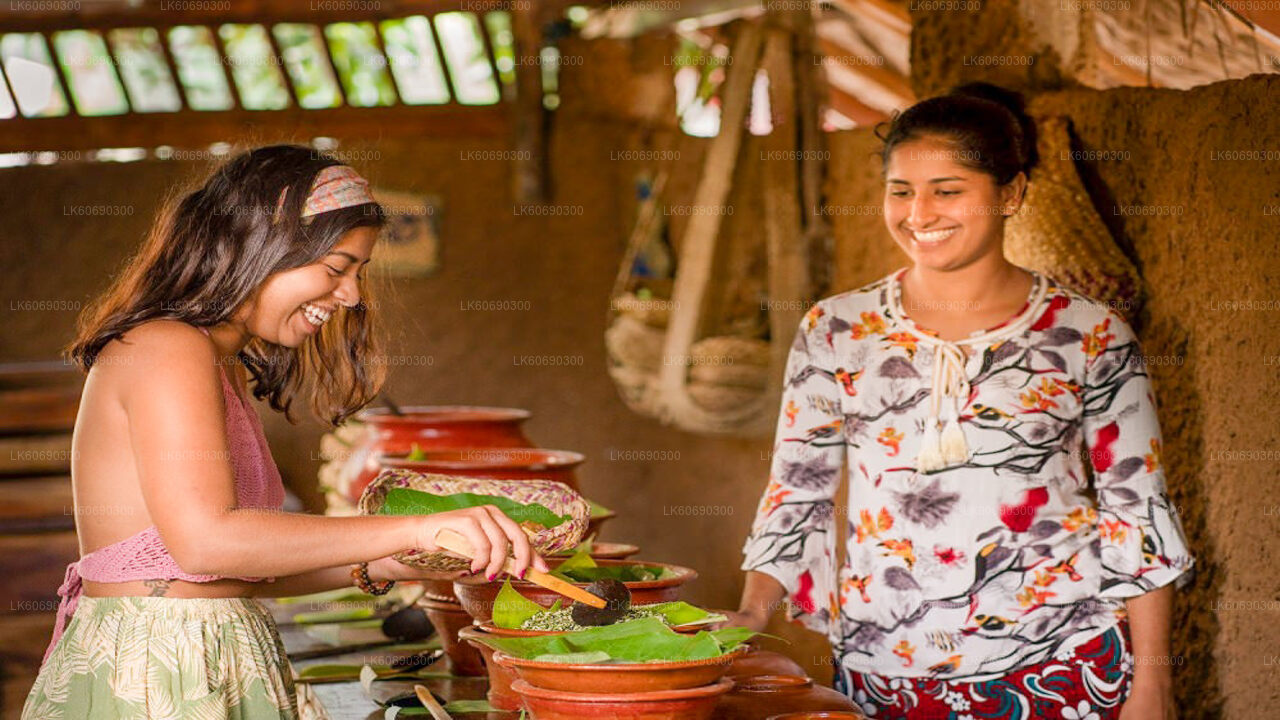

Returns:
736,306,847,635
108,322,545,582
249,556,454,598
1120,584,1176,719
719,570,786,632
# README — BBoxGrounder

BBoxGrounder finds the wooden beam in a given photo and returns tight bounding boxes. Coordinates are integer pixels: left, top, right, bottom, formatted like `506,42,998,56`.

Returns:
0,105,510,153
826,86,889,125
816,37,913,101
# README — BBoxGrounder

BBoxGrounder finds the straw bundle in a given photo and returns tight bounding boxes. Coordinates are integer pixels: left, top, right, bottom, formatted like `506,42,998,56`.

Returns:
1005,116,1143,321
357,470,591,572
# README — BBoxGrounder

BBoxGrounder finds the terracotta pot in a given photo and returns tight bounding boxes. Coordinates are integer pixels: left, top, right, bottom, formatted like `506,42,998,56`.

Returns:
726,649,807,680
453,559,698,624
343,406,534,503
585,505,617,541
762,707,865,712
459,625,522,712
494,646,747,694
713,675,860,720
418,597,486,677
511,677,734,720
378,447,584,492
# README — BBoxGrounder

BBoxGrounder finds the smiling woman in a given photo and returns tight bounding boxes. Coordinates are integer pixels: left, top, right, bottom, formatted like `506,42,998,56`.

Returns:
729,85,1193,720
23,146,550,719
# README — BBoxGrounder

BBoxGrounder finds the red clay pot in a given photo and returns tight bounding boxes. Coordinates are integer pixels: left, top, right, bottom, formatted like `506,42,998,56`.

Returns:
458,625,522,712
453,559,697,624
418,597,486,677
344,406,534,503
726,649,807,681
713,675,861,720
378,447,584,492
494,647,747,694
511,677,734,720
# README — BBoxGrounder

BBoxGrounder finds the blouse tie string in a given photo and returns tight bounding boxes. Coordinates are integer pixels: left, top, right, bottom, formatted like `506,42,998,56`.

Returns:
909,272,1050,474
917,342,972,473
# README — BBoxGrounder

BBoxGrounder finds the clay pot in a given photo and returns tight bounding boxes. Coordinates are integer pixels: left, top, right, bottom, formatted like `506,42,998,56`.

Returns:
511,677,734,720
378,447,584,492
343,406,534,503
494,646,747,694
713,675,861,720
585,505,617,541
726,649,807,681
458,625,522,712
453,559,698,624
418,597,486,677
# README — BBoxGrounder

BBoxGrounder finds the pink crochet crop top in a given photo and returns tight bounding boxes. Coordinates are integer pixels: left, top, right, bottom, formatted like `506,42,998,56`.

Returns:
43,328,286,663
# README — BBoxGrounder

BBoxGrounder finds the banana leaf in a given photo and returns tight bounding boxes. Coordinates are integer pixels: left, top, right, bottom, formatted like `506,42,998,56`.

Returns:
548,549,673,582
469,616,755,663
378,488,569,528
492,579,561,628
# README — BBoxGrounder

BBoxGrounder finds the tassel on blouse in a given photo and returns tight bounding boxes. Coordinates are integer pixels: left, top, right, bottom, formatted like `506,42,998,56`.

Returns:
916,344,972,474
940,400,970,465
917,420,946,473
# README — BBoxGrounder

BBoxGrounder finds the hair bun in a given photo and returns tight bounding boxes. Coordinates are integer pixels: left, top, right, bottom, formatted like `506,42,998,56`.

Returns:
948,82,1037,173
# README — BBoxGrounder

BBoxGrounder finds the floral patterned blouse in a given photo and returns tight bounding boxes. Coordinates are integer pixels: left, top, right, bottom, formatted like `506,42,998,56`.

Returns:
741,267,1194,681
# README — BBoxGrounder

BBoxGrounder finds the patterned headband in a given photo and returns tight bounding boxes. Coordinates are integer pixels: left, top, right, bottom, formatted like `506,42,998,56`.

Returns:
275,165,375,222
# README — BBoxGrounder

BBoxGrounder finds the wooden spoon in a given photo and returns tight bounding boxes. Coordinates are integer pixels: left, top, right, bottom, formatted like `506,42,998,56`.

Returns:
413,684,451,720
434,528,606,608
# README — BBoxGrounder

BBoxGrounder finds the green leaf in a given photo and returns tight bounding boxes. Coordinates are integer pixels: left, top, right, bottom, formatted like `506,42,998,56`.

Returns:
492,579,552,629
644,601,725,627
468,616,745,662
405,443,427,461
442,699,501,713
549,549,597,580
588,499,612,518
555,563,671,583
276,587,379,605
709,626,760,652
531,650,612,663
378,488,569,528
292,606,375,624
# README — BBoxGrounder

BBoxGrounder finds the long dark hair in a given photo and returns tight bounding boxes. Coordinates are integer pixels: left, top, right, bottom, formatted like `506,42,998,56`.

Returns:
877,82,1037,184
68,144,386,426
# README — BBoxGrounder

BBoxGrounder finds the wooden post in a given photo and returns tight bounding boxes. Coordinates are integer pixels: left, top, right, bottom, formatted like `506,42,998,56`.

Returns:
510,3,548,204
656,19,767,432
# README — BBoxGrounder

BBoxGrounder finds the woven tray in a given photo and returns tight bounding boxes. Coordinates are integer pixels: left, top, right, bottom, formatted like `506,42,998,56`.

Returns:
358,469,591,571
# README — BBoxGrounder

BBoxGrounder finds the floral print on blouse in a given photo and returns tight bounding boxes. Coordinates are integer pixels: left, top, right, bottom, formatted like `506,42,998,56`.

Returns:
741,267,1194,681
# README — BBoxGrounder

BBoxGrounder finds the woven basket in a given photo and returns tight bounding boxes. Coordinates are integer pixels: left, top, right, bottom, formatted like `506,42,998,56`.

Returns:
1005,115,1143,321
357,470,591,572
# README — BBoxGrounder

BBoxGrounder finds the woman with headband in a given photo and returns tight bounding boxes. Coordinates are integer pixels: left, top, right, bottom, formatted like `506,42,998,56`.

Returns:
725,85,1193,719
23,146,548,719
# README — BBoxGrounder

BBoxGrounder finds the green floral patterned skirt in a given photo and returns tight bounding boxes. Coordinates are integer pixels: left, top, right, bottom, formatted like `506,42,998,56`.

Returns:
23,595,299,719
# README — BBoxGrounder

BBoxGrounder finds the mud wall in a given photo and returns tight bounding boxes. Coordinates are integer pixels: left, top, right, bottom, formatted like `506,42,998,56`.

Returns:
884,4,1280,713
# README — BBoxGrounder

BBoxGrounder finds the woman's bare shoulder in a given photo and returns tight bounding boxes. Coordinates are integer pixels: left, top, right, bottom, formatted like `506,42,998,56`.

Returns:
94,320,221,384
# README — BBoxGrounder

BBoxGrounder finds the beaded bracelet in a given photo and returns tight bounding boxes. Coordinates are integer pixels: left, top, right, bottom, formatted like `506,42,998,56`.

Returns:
351,562,395,596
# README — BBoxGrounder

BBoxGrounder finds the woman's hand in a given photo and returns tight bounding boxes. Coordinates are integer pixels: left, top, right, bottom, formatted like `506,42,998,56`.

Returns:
412,505,550,581
1118,677,1175,720
709,608,770,632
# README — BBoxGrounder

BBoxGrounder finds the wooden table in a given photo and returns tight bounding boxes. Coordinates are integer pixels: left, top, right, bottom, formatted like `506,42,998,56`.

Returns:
266,599,521,720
